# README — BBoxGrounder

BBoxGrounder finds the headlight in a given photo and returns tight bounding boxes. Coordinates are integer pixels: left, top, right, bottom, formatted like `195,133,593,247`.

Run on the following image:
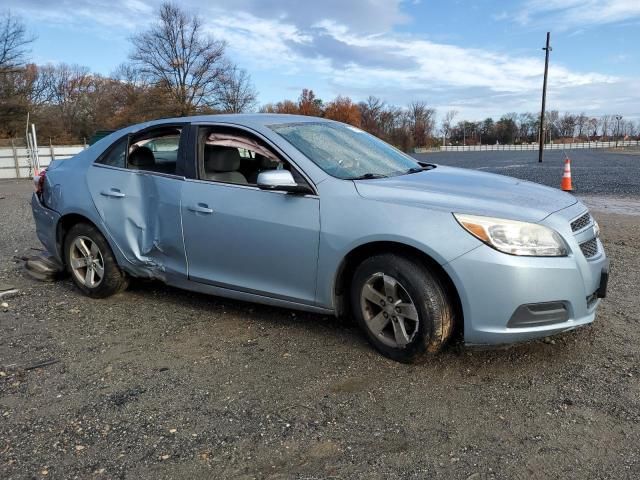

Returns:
454,213,568,257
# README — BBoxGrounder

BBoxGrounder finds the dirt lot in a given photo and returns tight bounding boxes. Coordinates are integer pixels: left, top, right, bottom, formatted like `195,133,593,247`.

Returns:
1,179,639,479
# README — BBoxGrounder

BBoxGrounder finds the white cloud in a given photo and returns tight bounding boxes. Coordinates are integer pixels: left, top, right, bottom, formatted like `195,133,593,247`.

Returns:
205,0,409,33
4,0,153,29
6,0,639,119
202,13,625,118
515,0,640,29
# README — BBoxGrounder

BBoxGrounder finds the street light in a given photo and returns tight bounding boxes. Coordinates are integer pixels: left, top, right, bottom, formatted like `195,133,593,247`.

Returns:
615,115,622,148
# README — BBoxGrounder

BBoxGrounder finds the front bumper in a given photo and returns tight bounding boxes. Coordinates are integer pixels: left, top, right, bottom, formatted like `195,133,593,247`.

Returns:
31,193,61,262
444,204,608,345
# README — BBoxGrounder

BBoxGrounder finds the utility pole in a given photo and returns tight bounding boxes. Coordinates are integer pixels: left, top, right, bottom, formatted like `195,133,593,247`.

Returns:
538,32,551,163
615,115,622,148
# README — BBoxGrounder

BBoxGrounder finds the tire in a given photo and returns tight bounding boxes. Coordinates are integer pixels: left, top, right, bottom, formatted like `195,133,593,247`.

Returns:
350,253,453,363
64,223,128,298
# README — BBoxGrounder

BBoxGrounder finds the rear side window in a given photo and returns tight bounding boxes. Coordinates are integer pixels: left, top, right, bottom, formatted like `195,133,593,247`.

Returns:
128,132,181,175
97,136,127,168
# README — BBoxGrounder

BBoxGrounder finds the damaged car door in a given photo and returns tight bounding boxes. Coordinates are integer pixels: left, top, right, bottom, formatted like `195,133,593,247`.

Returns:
87,125,188,279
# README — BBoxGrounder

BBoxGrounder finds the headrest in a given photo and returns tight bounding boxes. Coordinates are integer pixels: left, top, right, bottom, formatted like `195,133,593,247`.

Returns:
204,146,241,172
128,146,155,167
259,154,280,169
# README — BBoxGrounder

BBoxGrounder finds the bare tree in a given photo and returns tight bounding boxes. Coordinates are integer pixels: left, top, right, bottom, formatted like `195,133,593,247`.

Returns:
558,112,577,138
46,64,95,137
599,115,612,140
129,2,228,116
215,67,257,113
358,96,385,136
0,11,34,71
574,112,586,138
587,117,598,139
440,110,457,145
407,101,436,147
0,64,34,136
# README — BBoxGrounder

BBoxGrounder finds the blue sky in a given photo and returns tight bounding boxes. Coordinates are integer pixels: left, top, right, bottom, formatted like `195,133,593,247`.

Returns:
6,0,640,120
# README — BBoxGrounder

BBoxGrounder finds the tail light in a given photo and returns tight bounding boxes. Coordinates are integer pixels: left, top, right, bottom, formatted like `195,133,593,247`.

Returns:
33,169,47,195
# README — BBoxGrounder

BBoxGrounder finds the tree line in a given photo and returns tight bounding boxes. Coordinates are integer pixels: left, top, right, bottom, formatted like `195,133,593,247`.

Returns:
1,4,637,148
440,110,638,147
0,4,259,143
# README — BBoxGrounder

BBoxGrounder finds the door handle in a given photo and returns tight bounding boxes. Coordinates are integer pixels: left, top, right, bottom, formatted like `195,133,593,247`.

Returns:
100,188,125,198
188,203,213,214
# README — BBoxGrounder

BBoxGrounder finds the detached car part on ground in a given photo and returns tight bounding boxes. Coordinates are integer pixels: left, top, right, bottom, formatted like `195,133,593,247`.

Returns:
31,114,609,363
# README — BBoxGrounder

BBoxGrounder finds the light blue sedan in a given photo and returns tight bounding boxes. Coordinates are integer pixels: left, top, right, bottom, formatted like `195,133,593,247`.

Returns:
31,114,609,362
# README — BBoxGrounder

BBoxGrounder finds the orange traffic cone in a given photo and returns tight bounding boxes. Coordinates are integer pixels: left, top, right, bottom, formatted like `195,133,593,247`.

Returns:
561,156,573,191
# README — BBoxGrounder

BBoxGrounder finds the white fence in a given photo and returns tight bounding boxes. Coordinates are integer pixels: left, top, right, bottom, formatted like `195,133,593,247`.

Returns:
0,144,85,179
416,140,640,154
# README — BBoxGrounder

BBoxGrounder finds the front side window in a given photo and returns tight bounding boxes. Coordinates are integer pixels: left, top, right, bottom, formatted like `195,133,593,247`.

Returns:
269,122,420,180
198,127,307,186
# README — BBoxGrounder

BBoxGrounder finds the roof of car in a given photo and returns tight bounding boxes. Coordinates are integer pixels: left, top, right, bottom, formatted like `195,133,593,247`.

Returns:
89,114,335,154
148,113,330,129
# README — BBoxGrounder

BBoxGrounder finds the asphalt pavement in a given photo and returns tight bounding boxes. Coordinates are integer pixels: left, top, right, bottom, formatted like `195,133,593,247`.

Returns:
413,149,640,196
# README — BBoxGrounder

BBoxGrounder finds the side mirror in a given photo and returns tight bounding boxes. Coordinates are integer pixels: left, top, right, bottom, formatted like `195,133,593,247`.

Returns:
257,170,313,194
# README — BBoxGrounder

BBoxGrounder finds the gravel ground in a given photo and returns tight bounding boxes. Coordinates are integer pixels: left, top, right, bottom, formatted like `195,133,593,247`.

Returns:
1,179,639,479
413,149,640,196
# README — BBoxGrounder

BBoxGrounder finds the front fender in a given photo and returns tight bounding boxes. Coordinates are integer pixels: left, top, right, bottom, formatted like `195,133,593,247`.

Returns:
315,181,481,309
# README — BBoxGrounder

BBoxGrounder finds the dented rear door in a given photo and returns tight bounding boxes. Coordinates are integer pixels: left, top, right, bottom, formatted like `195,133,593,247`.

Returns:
87,165,187,279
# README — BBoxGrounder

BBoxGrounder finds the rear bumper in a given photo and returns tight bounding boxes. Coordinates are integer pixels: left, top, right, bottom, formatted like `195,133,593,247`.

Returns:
31,193,61,262
444,241,608,346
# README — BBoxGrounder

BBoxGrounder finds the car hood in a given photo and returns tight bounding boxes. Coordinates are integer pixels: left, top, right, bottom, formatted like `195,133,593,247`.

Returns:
354,165,577,222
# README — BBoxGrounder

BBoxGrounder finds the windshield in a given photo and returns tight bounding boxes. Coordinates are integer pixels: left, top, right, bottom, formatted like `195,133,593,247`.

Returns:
269,122,421,180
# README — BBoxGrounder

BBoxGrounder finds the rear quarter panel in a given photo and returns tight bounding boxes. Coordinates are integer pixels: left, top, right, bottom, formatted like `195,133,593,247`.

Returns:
43,134,134,267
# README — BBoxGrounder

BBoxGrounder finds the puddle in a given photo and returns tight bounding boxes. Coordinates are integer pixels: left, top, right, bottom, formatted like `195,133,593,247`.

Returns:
578,196,640,216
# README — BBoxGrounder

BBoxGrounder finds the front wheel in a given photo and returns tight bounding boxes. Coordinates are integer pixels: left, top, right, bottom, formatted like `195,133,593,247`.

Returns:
64,223,128,298
350,254,454,363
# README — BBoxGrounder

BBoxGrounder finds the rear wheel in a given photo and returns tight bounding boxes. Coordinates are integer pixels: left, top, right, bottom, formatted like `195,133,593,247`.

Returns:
350,253,453,363
64,223,128,298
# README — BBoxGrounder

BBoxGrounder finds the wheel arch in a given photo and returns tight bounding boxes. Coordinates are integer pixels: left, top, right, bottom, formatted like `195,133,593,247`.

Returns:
333,241,464,338
56,213,114,264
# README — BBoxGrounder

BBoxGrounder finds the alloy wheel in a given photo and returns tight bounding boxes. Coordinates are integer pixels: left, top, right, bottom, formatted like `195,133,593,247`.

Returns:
360,272,419,348
69,236,104,288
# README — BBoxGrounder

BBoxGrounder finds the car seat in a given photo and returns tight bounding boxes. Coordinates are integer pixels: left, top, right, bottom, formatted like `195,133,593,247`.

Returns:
204,146,248,184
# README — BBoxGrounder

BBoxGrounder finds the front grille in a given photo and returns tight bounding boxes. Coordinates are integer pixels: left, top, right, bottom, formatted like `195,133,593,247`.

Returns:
571,212,591,232
580,238,599,258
